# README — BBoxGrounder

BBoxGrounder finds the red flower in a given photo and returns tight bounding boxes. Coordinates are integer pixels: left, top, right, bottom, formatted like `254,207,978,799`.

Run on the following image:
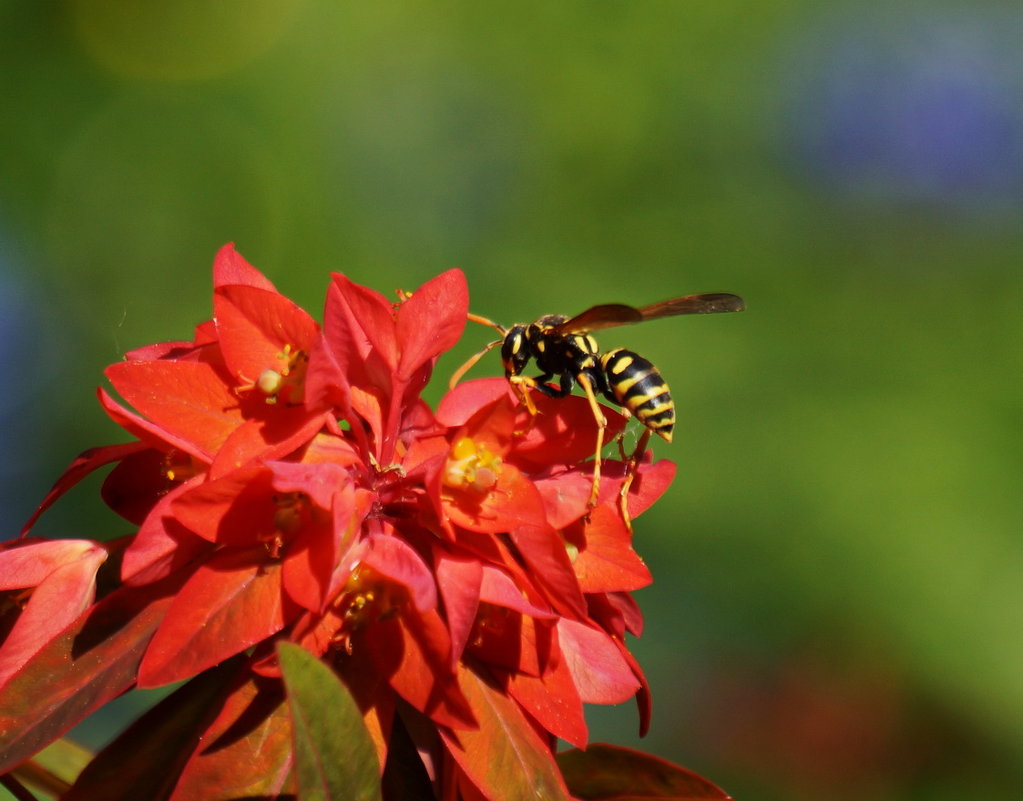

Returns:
1,244,697,801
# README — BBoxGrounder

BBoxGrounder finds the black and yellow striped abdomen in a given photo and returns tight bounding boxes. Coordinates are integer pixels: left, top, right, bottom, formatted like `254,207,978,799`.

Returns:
600,348,674,442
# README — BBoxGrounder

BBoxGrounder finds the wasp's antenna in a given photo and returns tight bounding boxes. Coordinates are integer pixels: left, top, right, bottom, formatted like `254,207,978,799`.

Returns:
449,338,503,389
466,312,506,335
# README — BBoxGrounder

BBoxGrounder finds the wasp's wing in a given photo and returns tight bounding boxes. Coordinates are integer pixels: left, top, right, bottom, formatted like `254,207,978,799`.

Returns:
639,293,745,319
556,304,644,333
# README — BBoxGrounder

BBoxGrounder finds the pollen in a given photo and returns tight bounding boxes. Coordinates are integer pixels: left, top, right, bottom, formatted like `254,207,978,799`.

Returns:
443,436,503,493
162,450,202,483
251,344,308,404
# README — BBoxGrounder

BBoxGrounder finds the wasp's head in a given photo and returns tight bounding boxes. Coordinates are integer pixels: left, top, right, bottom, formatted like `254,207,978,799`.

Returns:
500,324,530,377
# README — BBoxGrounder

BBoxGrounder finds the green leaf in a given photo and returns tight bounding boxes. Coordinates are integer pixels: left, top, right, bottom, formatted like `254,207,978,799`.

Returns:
277,642,382,801
557,744,732,800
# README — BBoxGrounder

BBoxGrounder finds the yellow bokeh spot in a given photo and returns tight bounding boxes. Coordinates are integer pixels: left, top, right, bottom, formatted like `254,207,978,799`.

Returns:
70,0,309,82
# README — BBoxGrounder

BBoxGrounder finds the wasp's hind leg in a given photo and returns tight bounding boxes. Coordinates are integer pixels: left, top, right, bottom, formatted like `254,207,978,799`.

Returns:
619,427,652,532
575,372,608,509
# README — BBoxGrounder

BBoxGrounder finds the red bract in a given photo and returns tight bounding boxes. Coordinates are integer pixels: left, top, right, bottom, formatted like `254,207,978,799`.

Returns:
0,244,726,801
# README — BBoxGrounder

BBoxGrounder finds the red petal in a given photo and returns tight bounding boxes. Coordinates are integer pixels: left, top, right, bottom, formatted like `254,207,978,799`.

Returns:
282,482,355,613
267,459,351,511
101,447,175,525
328,273,398,372
508,524,587,620
598,457,677,519
365,612,475,730
120,479,213,585
510,394,628,471
305,332,353,414
208,408,329,480
618,642,653,737
568,504,652,593
357,534,437,614
434,550,482,669
532,468,592,529
443,462,548,535
212,243,278,291
98,387,213,464
556,618,639,704
213,284,319,388
170,466,277,546
436,378,513,427
138,549,288,688
479,565,556,620
105,360,245,460
396,268,468,381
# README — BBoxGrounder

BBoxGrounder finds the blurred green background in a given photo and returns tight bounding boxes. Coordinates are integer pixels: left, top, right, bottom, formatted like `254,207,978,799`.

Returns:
3,2,1022,798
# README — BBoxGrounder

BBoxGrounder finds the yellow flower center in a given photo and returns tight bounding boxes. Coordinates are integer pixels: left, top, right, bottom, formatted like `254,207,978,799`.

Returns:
254,344,308,404
443,436,503,493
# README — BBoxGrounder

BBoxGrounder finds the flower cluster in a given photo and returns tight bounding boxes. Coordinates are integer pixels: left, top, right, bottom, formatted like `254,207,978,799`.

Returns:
1,245,680,799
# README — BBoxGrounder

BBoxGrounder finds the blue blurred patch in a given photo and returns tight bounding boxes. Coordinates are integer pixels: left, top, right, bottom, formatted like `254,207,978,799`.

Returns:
780,5,1023,213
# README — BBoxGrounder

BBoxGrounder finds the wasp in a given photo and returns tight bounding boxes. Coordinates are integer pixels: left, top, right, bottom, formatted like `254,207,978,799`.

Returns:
450,292,745,521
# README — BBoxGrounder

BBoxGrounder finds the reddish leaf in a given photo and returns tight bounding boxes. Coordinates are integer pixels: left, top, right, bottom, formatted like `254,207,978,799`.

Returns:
557,743,732,800
0,581,175,774
278,642,382,801
505,656,587,749
61,658,244,801
396,268,468,381
168,674,294,800
20,442,147,536
138,550,287,688
0,540,108,686
556,618,639,704
442,664,570,801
